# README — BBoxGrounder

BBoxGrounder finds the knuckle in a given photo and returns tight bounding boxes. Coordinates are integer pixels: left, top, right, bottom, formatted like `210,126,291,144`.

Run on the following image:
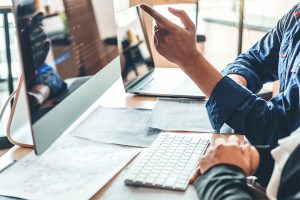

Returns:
178,10,185,14
230,144,240,150
215,143,226,151
206,148,214,155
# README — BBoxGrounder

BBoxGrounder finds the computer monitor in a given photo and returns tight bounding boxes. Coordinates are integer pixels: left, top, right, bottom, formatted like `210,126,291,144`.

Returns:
12,0,120,154
115,6,155,88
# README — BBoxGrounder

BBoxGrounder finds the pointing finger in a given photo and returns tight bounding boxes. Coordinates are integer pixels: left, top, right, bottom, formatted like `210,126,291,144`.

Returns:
140,4,175,30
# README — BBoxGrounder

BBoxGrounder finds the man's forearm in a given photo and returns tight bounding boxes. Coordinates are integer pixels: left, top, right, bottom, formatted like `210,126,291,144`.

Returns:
195,164,254,200
180,52,223,98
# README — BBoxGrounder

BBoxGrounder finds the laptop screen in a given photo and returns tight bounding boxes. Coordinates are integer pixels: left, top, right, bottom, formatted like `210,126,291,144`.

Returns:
14,0,118,123
115,7,155,88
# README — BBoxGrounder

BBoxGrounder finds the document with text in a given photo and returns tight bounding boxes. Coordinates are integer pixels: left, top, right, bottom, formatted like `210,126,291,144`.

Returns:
0,136,140,200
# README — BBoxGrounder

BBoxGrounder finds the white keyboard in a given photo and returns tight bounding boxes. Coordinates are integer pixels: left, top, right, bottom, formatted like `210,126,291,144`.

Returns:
124,133,209,191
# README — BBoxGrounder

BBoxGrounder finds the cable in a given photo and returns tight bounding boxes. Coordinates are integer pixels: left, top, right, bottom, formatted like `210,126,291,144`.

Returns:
0,90,17,149
0,74,34,148
0,90,17,125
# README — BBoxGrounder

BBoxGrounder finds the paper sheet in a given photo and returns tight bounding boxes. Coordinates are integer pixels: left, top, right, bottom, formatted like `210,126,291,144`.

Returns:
148,98,215,132
70,107,161,147
0,136,140,200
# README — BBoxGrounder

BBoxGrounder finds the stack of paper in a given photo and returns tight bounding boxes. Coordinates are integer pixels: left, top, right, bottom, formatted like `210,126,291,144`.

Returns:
0,136,140,200
70,107,161,147
148,98,215,132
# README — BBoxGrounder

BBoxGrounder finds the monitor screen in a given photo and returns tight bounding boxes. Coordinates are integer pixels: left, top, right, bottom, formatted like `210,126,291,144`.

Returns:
14,0,118,123
115,7,154,88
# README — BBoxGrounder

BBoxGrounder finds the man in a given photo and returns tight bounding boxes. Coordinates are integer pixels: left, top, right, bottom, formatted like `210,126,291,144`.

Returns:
140,4,300,146
191,131,300,199
140,3,300,199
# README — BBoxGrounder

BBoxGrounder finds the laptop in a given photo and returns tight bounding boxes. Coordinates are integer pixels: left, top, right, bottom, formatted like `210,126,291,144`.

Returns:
115,7,205,99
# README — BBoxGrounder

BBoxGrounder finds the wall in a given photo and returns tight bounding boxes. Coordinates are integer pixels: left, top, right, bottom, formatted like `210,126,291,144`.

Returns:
92,0,117,39
204,23,266,70
244,0,298,18
202,0,297,70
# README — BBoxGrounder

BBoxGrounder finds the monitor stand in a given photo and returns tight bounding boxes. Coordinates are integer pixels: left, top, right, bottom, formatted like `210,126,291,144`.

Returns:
6,74,34,148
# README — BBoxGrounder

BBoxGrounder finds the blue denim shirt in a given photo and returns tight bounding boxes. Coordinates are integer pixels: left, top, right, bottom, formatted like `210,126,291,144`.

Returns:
206,4,300,145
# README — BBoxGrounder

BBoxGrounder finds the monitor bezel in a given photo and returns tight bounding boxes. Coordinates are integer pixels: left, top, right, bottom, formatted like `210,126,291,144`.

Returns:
12,0,121,155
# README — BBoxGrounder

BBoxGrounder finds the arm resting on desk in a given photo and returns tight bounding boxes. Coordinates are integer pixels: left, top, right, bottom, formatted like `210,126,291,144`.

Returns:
206,76,300,145
194,164,254,200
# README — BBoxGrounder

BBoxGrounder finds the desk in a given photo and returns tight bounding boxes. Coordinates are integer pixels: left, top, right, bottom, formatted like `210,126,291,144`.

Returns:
0,79,242,200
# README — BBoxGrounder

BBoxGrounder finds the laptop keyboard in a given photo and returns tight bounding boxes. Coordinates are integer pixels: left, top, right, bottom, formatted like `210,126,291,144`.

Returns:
124,133,209,191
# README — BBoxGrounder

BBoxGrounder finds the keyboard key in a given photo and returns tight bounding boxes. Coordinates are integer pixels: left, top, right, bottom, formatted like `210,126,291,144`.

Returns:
164,176,178,187
145,175,157,183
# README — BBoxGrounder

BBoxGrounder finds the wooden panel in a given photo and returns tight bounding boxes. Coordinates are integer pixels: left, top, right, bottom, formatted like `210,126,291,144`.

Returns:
60,0,117,76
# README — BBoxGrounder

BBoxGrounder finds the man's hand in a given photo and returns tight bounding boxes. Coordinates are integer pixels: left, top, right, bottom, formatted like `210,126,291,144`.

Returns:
190,135,260,183
140,4,223,97
140,4,200,68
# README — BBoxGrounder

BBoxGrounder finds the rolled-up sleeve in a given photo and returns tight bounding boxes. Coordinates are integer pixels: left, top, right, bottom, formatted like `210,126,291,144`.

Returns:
206,76,252,132
206,73,300,145
222,64,263,94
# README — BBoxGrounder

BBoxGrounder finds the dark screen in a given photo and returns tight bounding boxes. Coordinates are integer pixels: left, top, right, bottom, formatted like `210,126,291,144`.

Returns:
14,0,118,123
115,7,154,87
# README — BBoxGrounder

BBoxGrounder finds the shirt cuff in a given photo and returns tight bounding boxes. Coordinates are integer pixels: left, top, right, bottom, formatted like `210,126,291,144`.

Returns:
222,64,263,93
206,76,252,131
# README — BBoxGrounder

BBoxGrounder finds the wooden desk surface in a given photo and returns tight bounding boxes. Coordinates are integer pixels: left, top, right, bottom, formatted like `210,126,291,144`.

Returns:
0,79,242,200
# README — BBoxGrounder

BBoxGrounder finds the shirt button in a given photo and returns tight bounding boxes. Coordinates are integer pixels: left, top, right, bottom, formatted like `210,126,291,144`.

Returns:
291,66,298,73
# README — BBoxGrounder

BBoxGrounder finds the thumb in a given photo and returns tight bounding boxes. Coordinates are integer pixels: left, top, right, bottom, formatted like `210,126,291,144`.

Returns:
190,166,201,184
241,144,252,176
250,146,260,174
168,7,195,31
